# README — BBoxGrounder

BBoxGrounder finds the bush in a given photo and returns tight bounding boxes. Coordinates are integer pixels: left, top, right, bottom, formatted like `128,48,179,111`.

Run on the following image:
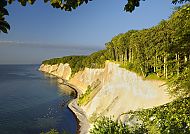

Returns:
40,129,69,134
78,85,92,106
168,67,190,98
90,97,190,134
134,97,190,134
40,129,59,134
90,117,131,134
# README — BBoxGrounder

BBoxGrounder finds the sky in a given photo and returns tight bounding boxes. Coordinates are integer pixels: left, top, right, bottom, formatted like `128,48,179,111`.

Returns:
0,0,183,64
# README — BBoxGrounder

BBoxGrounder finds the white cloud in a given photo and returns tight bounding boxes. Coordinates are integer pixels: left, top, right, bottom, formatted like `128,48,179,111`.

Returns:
0,40,103,51
0,40,25,45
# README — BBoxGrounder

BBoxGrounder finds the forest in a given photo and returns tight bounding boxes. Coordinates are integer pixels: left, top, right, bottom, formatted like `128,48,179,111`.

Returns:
43,4,190,98
42,4,190,133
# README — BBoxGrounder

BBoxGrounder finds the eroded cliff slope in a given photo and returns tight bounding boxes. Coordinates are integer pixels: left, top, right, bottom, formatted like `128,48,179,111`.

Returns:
39,61,172,120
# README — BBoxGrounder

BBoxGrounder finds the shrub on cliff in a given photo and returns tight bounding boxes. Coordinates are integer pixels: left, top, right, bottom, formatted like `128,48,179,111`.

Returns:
40,129,69,134
90,117,131,134
90,116,148,134
134,97,190,134
90,97,190,134
40,129,59,134
78,85,92,106
168,66,190,98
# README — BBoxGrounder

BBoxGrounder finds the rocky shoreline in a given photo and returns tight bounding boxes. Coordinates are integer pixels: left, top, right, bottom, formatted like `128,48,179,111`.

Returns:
39,66,90,134
68,98,90,134
64,82,90,134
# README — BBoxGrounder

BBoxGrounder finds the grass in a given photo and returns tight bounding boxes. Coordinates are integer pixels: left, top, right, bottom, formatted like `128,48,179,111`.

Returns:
78,79,101,106
119,62,166,81
78,85,93,106
143,73,166,81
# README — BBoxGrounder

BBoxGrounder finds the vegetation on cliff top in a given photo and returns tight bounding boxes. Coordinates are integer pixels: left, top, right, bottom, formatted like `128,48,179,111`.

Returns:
42,50,108,75
42,55,86,75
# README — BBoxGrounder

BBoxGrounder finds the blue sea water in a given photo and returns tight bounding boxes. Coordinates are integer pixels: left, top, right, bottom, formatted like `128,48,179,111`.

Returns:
0,65,77,134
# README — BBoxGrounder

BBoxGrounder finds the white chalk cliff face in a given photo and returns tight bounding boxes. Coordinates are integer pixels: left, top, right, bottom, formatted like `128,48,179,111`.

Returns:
39,63,71,80
82,62,172,119
39,61,172,120
69,68,104,93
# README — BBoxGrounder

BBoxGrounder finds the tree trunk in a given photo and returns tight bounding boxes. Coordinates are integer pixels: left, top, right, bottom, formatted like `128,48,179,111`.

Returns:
178,54,180,76
164,55,168,79
131,49,133,63
154,53,157,73
129,48,131,62
176,53,180,76
140,66,145,78
116,49,118,61
166,59,168,79
113,48,116,61
154,60,156,73
125,49,128,62
185,55,187,63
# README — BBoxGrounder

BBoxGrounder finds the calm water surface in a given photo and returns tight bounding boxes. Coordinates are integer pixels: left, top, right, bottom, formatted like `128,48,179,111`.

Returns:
0,65,77,134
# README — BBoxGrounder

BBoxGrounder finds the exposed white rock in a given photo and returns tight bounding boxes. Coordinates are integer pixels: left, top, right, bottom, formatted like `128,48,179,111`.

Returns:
39,63,71,80
49,64,58,74
69,68,104,93
81,61,172,120
56,63,71,80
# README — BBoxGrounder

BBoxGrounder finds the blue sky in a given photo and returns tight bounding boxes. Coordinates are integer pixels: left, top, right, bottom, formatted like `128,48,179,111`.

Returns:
0,0,183,64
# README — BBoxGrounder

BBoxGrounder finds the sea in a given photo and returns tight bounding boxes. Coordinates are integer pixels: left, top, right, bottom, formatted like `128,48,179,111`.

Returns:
0,65,77,134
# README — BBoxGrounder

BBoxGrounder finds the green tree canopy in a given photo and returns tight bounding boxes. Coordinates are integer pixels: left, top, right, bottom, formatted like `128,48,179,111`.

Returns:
0,0,189,33
44,4,190,98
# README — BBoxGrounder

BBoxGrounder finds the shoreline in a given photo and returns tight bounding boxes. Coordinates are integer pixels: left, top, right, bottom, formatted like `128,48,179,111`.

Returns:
39,69,90,134
65,82,90,134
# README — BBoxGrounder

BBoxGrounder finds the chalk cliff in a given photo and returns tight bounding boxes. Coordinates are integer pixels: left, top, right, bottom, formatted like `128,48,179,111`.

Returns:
39,63,71,80
39,61,171,120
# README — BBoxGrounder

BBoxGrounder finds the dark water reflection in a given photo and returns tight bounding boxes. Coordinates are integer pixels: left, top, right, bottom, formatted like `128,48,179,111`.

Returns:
0,65,77,134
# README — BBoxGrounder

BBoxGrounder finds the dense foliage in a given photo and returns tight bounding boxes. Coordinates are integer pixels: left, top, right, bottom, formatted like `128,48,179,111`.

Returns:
90,117,131,134
78,85,92,106
168,66,190,98
90,116,148,134
125,0,190,12
1,0,189,33
104,4,190,97
134,97,190,134
107,4,190,80
42,50,109,75
90,97,190,134
43,4,190,98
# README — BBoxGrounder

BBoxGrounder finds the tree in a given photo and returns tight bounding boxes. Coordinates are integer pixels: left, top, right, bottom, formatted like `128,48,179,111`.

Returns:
124,0,190,12
0,0,10,33
0,0,189,33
